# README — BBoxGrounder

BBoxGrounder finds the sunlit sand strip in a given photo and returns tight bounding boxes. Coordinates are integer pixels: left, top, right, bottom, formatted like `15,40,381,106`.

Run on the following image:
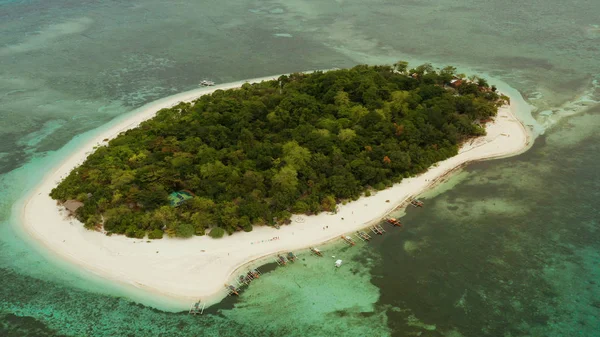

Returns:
20,74,531,310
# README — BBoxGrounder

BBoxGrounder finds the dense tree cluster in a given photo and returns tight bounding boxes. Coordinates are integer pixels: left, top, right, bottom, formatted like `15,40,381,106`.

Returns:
50,63,506,238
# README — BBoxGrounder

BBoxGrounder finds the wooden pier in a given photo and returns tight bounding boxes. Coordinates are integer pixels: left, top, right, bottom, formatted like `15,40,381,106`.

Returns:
355,230,371,242
189,300,206,315
341,235,356,246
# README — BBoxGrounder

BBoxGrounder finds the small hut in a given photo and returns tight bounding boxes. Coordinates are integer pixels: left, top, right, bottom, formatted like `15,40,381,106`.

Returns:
450,79,463,88
168,190,194,207
64,200,84,214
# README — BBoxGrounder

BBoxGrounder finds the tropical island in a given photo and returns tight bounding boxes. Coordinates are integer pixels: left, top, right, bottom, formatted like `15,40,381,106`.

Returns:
49,63,508,240
22,63,528,306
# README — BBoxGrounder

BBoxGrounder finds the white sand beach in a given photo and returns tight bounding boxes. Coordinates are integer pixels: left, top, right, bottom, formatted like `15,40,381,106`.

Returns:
21,75,531,308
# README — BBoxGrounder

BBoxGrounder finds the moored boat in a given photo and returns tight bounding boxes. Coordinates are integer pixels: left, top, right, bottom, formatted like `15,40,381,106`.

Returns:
239,275,247,284
249,269,261,279
410,199,424,207
386,217,402,227
356,231,371,241
371,224,386,235
189,300,205,315
287,252,297,262
276,254,287,265
200,80,216,86
310,247,323,256
341,235,356,246
225,284,239,296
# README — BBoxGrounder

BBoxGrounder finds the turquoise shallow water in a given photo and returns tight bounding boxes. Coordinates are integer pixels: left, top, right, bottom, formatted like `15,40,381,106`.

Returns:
1,0,599,336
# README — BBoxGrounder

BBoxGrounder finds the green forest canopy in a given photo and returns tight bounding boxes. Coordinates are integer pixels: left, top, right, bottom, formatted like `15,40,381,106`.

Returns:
50,63,507,239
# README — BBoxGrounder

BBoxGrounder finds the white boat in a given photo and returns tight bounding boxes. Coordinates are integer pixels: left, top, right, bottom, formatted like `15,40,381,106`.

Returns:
200,80,215,86
310,247,323,256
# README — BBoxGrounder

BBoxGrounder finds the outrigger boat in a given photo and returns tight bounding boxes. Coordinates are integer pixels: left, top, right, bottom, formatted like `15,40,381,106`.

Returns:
410,199,424,207
238,274,251,286
275,254,288,265
310,247,323,257
199,80,215,86
355,230,371,242
189,299,205,315
370,224,386,235
386,217,402,227
248,269,261,279
341,235,356,246
225,284,239,296
287,252,297,262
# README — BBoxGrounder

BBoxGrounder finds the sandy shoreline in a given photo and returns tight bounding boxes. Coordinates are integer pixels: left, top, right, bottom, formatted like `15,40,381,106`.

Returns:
20,75,531,309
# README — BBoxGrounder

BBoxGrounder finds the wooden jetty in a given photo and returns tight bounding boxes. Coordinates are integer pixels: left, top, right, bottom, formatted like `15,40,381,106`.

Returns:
410,199,424,207
386,217,402,227
370,224,386,235
341,235,356,246
287,252,297,262
275,254,288,266
310,247,323,257
355,230,371,242
189,300,205,315
225,284,239,296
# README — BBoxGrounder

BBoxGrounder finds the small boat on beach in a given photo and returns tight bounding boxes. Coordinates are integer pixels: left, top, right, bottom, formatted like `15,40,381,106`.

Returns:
189,299,205,315
370,224,386,235
410,199,424,207
287,252,297,262
341,235,356,246
248,269,261,279
275,254,287,265
240,272,256,285
358,231,371,241
225,284,239,296
386,217,402,227
310,247,323,257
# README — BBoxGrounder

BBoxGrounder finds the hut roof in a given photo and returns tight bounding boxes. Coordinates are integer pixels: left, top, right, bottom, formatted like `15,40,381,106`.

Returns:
168,190,194,207
450,79,463,88
64,200,84,213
